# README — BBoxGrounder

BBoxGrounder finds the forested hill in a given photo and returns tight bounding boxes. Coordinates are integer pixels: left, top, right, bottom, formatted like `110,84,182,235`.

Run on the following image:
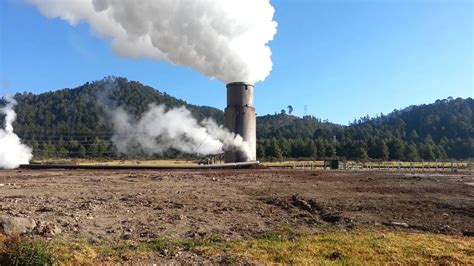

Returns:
2,77,472,161
256,97,473,160
5,77,223,159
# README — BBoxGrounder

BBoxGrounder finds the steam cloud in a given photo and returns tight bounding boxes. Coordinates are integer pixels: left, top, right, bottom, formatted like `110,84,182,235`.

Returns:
108,104,251,159
27,0,278,84
0,97,33,169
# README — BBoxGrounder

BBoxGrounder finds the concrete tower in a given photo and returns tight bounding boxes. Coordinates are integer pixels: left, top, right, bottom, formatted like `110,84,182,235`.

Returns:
224,82,256,162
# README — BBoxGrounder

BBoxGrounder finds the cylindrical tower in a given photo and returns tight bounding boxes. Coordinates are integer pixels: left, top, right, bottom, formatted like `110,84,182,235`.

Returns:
224,82,256,162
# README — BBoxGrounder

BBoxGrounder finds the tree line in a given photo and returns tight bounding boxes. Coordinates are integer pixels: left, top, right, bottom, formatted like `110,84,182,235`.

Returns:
1,77,472,161
257,97,473,161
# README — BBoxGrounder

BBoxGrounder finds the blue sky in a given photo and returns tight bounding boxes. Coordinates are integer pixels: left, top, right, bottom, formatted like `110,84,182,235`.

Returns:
1,0,472,124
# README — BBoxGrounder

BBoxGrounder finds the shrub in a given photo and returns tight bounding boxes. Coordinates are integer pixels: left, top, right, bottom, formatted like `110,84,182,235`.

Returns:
6,239,55,266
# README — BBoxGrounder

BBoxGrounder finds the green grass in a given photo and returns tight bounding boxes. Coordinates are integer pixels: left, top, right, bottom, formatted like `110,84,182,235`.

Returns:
220,253,238,264
2,238,55,266
1,229,472,264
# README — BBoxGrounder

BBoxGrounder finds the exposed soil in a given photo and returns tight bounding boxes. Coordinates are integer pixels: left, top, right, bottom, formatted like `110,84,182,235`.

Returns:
0,168,473,262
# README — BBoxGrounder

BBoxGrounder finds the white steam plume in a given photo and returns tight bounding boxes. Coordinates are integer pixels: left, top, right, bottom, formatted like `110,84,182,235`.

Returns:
0,97,33,169
109,104,251,159
26,0,278,84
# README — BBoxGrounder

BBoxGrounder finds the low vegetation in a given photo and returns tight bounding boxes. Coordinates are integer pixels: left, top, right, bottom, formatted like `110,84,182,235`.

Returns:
0,237,55,265
1,228,472,264
197,229,474,264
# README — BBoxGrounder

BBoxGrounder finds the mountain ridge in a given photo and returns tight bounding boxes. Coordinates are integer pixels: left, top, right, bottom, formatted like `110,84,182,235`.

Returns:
1,77,472,160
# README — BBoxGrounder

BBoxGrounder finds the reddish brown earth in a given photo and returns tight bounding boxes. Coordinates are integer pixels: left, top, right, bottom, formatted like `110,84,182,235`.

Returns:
0,168,473,262
1,169,472,239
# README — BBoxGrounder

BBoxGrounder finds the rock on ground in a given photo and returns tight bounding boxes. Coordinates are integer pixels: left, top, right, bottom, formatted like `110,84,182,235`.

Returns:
0,216,36,236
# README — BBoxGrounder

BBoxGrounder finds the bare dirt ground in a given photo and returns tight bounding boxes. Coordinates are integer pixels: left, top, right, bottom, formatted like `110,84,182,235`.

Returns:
1,168,473,262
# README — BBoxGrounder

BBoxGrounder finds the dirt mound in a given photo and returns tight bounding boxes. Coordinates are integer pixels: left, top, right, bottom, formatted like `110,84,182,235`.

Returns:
261,194,354,227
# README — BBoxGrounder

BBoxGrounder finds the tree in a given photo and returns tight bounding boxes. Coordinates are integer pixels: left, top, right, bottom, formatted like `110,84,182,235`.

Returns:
278,138,291,157
290,139,306,158
305,139,317,157
315,138,326,158
87,137,109,157
256,141,265,158
325,143,336,158
345,142,368,160
387,139,405,160
78,145,86,158
265,138,282,159
367,139,389,160
409,129,419,140
420,143,436,161
6,77,472,161
43,142,56,158
66,139,80,158
403,143,419,161
280,109,286,115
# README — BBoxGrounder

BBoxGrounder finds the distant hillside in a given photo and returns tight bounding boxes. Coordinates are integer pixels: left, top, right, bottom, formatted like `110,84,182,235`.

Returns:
3,77,223,159
256,97,473,160
1,77,472,161
257,114,344,140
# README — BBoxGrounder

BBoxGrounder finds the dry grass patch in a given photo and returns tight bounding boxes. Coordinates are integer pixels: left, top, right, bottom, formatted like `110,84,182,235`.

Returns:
1,229,472,264
197,229,474,264
33,159,196,166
